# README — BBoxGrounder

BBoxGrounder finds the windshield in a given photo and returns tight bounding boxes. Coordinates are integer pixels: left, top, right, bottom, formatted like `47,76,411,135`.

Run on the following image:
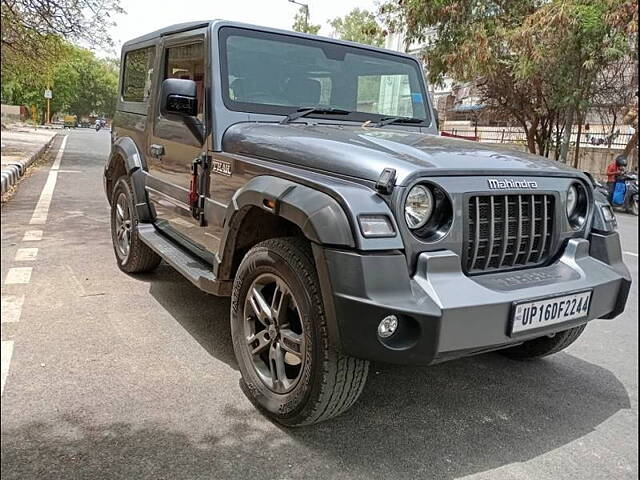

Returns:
219,27,430,125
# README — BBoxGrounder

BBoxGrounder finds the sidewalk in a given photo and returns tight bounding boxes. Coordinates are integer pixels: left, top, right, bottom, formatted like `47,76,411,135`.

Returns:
1,127,58,196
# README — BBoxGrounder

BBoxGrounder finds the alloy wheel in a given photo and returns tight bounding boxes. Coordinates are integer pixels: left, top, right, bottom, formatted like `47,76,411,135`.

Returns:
114,192,132,259
243,273,305,394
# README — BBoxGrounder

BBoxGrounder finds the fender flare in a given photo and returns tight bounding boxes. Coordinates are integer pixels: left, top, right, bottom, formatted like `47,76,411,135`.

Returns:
226,175,355,246
215,176,355,279
105,137,151,222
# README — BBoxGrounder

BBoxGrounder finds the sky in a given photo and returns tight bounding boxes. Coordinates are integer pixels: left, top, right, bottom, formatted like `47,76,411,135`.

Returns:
101,0,380,57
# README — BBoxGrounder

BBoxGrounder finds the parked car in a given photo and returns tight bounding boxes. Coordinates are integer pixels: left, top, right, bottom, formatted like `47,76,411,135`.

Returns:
105,21,631,426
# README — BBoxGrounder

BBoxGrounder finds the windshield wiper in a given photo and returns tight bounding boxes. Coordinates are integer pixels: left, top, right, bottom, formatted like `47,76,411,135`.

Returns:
374,116,424,128
280,107,350,124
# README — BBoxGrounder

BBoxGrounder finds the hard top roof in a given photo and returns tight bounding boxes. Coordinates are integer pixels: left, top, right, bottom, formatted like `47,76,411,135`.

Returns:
120,20,420,63
122,20,214,48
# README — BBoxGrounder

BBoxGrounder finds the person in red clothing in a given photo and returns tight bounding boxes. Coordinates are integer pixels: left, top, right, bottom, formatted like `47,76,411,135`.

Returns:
606,155,627,198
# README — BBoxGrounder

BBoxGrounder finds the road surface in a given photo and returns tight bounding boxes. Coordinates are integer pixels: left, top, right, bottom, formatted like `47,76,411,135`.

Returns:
1,129,637,479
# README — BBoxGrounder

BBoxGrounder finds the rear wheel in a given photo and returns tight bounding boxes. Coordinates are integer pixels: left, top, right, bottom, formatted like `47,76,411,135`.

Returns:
231,237,369,426
110,176,161,273
499,324,587,360
630,195,638,216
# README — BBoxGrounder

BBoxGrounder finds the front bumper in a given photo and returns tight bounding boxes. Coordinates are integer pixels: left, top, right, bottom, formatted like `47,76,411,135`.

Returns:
315,232,631,365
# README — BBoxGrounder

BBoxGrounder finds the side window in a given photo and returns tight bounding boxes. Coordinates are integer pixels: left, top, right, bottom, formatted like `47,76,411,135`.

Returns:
164,42,205,119
122,47,155,102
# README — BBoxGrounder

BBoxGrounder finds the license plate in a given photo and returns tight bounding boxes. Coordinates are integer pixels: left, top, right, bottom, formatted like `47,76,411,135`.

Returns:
511,291,592,334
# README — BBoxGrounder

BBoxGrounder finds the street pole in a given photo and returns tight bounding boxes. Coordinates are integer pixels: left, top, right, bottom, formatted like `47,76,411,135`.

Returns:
288,0,310,32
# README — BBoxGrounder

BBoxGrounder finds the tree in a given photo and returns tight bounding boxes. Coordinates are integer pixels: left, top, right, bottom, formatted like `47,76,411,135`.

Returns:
380,0,636,161
1,42,119,122
1,0,123,76
292,6,320,35
330,8,387,47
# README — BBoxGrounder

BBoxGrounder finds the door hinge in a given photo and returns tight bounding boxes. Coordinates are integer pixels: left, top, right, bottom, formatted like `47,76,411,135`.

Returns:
189,153,210,226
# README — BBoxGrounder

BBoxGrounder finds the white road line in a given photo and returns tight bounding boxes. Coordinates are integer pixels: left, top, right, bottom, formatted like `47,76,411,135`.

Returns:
30,135,67,225
14,247,38,262
1,340,14,396
623,251,638,257
1,295,25,323
22,230,43,242
51,135,68,170
4,267,32,285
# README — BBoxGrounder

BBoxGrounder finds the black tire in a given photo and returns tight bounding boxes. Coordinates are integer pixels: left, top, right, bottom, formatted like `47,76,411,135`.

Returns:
231,237,369,426
110,176,161,273
499,324,587,360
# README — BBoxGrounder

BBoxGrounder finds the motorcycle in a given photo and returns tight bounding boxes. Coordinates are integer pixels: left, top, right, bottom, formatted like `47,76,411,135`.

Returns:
594,172,639,216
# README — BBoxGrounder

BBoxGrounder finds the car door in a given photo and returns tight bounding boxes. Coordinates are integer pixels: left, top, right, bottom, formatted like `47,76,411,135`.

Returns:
146,28,217,257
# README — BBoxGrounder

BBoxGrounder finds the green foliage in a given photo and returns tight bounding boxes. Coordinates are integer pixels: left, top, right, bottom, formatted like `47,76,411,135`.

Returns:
380,0,637,156
292,7,321,35
1,42,119,121
330,8,387,46
1,0,123,74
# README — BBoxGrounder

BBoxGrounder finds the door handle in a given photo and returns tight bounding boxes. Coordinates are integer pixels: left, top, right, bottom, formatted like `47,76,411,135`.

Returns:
149,144,165,158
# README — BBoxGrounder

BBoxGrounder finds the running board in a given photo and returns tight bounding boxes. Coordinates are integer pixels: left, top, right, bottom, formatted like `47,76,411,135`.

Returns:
137,224,231,296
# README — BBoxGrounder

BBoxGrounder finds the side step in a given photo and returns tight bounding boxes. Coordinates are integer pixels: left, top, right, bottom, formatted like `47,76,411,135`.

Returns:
137,224,231,296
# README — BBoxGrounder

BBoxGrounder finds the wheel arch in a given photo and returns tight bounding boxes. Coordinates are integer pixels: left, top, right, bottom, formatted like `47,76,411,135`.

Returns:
216,176,355,281
105,137,151,222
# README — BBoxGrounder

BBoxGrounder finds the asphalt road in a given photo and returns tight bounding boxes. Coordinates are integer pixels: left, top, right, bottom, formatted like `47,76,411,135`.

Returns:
1,129,637,480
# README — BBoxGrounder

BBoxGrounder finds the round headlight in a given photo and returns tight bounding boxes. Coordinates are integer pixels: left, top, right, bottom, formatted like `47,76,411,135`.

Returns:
566,185,578,217
405,185,434,229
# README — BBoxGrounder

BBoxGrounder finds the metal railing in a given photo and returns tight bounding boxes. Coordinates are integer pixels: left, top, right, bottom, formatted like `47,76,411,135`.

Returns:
442,128,634,150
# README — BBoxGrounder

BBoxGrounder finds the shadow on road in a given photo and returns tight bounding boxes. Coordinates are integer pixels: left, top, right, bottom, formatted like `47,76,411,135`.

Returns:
12,261,625,479
141,263,237,370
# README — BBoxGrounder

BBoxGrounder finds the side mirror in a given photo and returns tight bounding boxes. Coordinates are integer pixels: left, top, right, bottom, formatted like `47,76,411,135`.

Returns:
159,78,204,144
160,78,198,117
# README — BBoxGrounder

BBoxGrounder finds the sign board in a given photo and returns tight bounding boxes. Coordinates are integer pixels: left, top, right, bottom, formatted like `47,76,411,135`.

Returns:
44,89,52,99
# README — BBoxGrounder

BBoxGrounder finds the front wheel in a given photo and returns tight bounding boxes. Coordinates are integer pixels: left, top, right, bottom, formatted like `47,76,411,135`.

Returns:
499,324,587,360
231,237,369,426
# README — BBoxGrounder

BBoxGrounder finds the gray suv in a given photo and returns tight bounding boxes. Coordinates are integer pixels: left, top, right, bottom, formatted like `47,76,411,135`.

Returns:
105,20,631,426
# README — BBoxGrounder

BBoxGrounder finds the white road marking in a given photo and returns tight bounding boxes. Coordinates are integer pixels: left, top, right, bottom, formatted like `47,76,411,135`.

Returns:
14,248,38,261
22,230,43,242
1,340,14,395
4,267,32,285
623,251,638,257
51,135,68,170
1,295,25,323
30,135,67,225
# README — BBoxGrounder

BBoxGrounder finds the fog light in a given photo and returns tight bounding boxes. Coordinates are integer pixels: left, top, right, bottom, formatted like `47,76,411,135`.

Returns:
377,315,398,338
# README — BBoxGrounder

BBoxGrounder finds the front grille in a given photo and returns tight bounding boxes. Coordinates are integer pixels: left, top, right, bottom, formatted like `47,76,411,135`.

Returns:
466,194,554,274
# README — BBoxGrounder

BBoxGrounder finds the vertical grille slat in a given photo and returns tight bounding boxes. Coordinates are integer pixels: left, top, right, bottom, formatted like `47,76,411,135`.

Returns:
537,196,549,263
484,196,495,270
470,197,481,270
498,195,509,267
466,193,555,274
525,194,537,263
512,196,523,266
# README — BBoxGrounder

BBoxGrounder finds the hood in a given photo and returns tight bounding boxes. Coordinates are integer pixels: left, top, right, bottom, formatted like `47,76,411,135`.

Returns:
222,123,580,185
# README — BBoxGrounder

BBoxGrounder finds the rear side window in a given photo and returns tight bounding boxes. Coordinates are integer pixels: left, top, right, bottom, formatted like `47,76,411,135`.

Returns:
122,46,155,102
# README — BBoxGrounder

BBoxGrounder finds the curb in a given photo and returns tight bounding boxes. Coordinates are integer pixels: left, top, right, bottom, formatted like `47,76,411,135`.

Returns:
1,134,58,196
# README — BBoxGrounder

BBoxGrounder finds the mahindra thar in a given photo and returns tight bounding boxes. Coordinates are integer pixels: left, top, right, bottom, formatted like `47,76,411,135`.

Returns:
105,20,631,426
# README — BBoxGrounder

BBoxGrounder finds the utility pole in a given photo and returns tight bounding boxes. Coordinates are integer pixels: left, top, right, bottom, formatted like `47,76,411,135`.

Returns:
289,0,309,31
44,85,53,125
